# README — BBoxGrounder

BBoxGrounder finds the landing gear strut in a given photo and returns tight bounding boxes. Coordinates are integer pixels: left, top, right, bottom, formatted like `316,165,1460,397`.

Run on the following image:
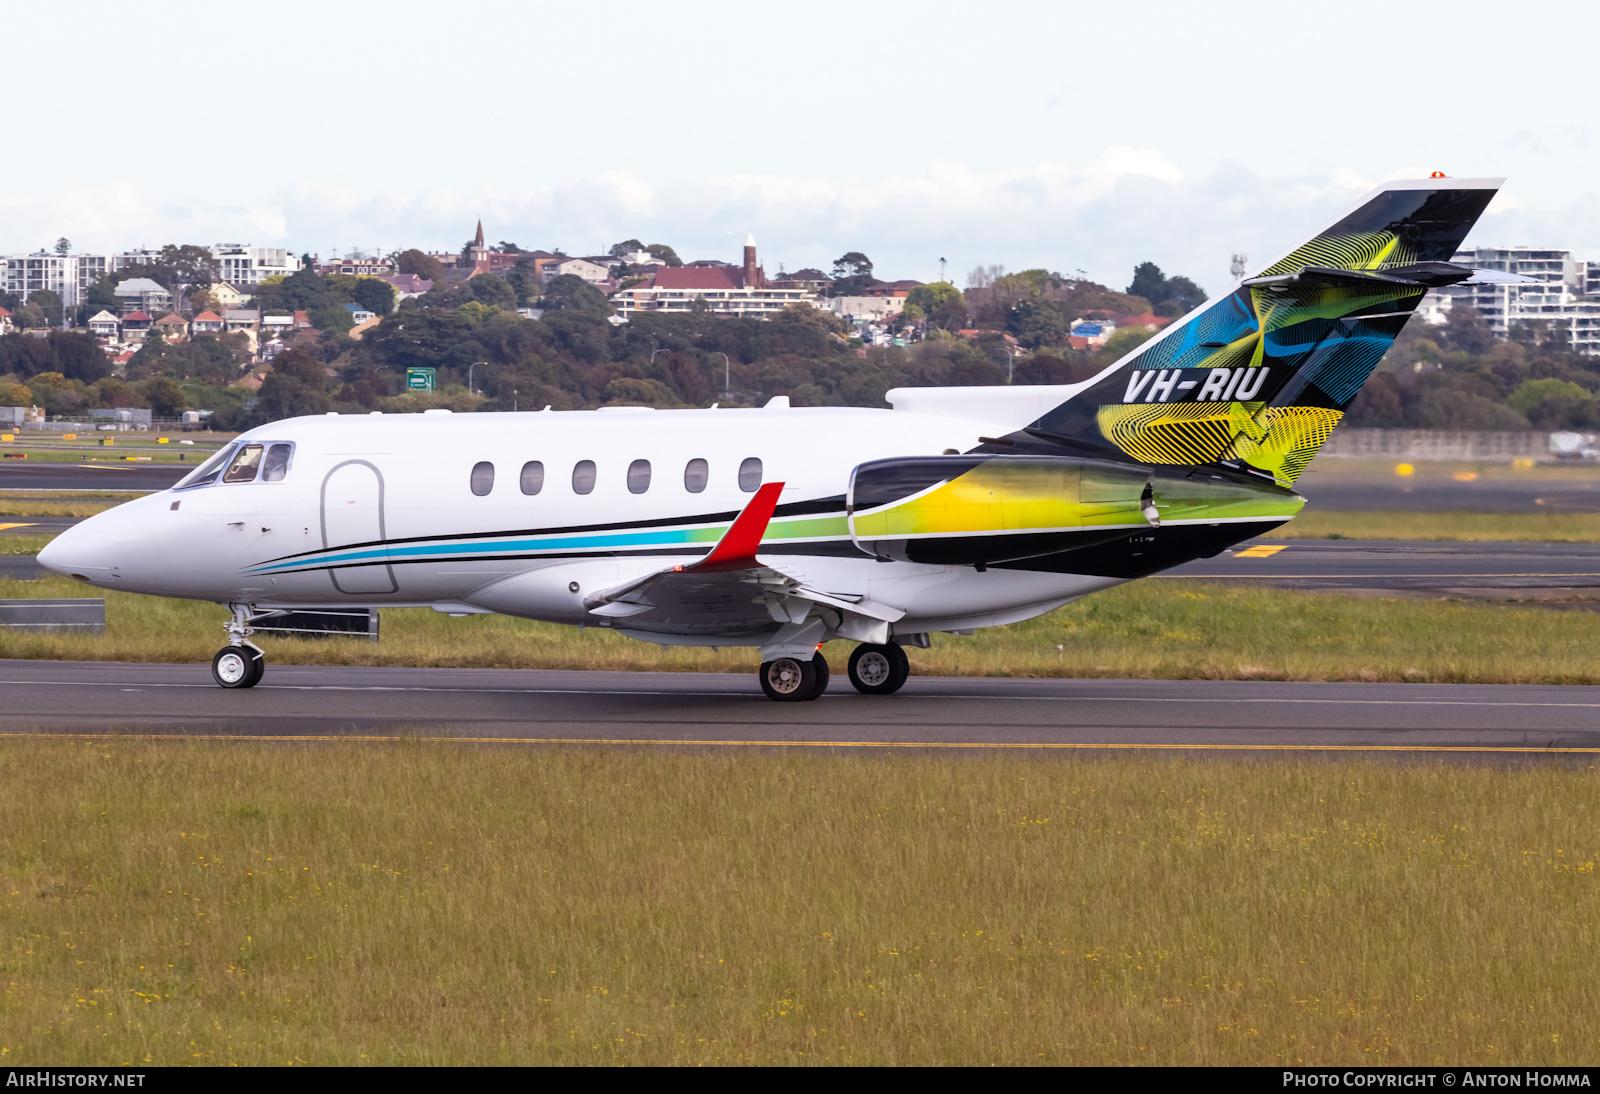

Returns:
847,643,909,695
212,603,266,689
759,651,829,702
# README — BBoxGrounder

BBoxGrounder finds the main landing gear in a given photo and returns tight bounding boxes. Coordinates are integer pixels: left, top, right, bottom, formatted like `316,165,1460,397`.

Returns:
212,603,266,689
846,643,909,695
759,651,830,702
757,642,912,701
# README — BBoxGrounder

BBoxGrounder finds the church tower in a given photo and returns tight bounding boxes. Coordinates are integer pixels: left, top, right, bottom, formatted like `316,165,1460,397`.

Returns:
743,231,760,289
471,218,489,274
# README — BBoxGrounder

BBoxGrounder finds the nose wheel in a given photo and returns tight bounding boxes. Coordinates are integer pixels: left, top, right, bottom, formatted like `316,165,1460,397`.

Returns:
213,602,266,689
759,651,830,701
847,643,909,695
212,645,265,688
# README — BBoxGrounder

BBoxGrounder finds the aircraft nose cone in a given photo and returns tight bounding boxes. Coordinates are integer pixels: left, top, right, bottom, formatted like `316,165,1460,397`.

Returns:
36,509,117,582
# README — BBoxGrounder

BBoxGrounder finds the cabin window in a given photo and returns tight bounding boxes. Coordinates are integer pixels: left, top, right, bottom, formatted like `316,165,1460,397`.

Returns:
572,459,597,495
738,457,763,492
520,460,545,495
627,459,651,494
684,457,708,493
261,444,292,482
175,442,238,489
223,444,264,483
470,461,495,496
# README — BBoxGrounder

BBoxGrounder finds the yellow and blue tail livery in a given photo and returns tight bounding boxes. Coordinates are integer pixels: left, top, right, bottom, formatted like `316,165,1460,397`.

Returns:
1025,177,1502,482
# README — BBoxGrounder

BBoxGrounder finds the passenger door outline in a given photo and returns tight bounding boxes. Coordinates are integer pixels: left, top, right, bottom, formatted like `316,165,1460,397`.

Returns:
319,459,398,595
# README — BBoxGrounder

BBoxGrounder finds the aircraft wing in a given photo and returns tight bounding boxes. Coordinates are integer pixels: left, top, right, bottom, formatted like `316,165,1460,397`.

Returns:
582,482,905,642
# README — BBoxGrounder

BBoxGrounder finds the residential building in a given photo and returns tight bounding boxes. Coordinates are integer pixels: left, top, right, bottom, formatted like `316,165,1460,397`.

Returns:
153,313,188,341
544,257,611,285
769,270,834,294
113,278,172,316
1423,246,1600,356
315,254,396,277
0,306,10,335
209,283,248,309
223,309,260,333
120,312,153,342
1,252,112,310
858,279,924,298
210,244,301,285
191,311,224,336
609,234,818,319
376,273,433,300
86,310,120,339
344,302,375,323
829,296,905,322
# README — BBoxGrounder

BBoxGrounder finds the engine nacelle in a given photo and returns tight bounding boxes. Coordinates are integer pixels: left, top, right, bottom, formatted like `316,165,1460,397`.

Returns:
847,454,1156,566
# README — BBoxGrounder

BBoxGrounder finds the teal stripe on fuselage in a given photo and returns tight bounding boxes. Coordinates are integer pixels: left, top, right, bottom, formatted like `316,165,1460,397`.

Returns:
246,526,707,574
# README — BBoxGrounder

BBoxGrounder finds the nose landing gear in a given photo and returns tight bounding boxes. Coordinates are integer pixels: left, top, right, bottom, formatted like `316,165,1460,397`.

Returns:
212,603,266,689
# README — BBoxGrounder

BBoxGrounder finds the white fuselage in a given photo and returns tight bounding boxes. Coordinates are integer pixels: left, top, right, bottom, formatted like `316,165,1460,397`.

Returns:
39,404,1127,646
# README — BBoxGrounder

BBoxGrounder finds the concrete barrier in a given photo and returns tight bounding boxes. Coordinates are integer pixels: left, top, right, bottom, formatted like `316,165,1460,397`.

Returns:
0,599,105,633
1320,429,1548,462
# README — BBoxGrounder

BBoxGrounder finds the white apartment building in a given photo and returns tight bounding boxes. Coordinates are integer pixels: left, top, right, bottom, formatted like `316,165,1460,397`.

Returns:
211,244,301,285
2,252,112,309
1422,246,1600,356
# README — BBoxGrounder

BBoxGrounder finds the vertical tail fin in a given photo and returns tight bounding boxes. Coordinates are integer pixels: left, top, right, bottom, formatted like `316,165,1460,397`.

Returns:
1029,177,1502,482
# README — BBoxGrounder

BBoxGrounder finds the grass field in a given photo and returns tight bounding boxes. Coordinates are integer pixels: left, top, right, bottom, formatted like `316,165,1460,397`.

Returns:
1278,510,1600,542
5,573,1600,684
1,740,1595,1066
0,435,231,465
0,536,56,555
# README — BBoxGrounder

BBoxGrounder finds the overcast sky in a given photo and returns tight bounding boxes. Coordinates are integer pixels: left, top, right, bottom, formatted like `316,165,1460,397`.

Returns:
4,0,1597,293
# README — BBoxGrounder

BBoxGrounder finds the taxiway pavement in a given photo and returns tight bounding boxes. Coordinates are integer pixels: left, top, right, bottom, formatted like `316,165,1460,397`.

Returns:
1,659,1597,753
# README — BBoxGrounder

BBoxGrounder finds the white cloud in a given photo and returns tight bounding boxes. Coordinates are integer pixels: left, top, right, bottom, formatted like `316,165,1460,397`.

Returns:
4,153,1597,289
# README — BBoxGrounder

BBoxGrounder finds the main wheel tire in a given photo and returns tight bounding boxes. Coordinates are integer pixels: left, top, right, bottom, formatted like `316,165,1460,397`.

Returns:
807,652,830,700
212,646,263,689
848,643,909,695
759,656,816,702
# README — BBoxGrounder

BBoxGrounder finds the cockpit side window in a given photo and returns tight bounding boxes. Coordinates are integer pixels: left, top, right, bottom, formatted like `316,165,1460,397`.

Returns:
174,443,239,490
261,443,293,482
223,445,265,483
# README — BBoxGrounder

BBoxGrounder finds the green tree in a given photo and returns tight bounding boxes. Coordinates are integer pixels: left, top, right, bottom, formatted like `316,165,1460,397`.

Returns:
29,290,64,328
1127,262,1167,304
396,249,446,281
351,277,396,316
646,243,682,267
1007,297,1067,350
258,348,330,420
832,252,873,279
907,282,962,314
1508,377,1591,415
143,376,188,416
54,237,70,256
608,239,645,257
1101,326,1156,359
540,274,611,316
468,275,516,309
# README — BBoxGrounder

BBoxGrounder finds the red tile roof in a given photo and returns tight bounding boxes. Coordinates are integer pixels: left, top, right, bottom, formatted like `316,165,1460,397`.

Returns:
650,267,745,291
123,312,151,322
192,311,223,322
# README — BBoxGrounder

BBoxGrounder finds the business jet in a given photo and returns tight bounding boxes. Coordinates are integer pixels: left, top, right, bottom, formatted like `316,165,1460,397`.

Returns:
39,176,1508,699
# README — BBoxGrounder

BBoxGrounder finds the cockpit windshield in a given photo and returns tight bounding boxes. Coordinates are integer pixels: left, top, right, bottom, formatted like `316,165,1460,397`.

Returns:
174,443,239,490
